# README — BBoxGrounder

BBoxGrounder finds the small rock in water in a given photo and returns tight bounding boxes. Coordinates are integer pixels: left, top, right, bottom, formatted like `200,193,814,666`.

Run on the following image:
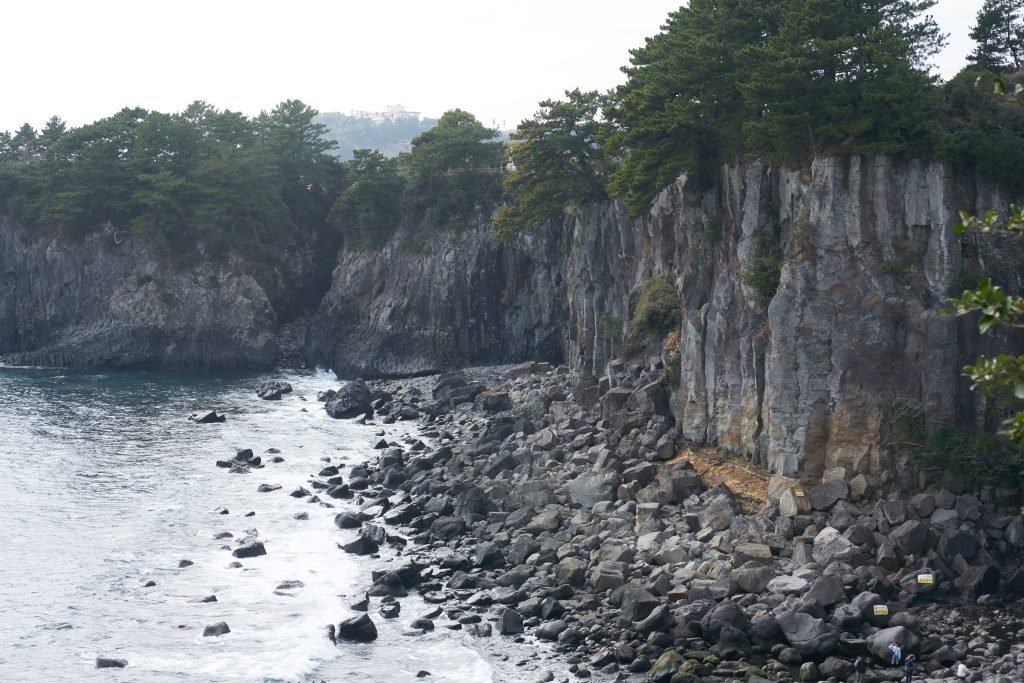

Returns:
416,672,431,678
189,595,218,603
276,580,305,590
232,541,266,558
227,561,243,569
257,484,281,493
189,410,226,423
142,580,156,587
96,657,128,669
244,511,255,517
178,560,193,568
293,512,309,520
203,622,230,637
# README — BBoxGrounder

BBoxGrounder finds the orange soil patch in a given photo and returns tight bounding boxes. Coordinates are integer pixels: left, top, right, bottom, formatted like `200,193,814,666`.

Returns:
667,444,770,513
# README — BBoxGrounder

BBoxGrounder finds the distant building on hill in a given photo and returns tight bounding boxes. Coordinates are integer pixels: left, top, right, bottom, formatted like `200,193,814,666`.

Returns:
349,105,421,123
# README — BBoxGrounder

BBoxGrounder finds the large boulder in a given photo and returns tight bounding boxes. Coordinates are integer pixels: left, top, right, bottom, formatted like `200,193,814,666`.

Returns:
808,480,849,511
335,613,378,642
567,472,621,509
325,379,373,419
777,611,840,658
890,520,928,558
700,600,749,642
812,527,857,565
866,626,918,663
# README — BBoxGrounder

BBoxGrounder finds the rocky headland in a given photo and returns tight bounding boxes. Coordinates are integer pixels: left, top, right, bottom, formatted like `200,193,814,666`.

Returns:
268,362,1024,683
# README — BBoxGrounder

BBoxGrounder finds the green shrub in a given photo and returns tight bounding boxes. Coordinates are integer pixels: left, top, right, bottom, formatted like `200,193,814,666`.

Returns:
741,231,783,309
630,276,681,339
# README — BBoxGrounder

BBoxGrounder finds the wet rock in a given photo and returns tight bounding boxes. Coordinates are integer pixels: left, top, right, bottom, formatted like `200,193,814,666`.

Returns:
232,541,266,558
203,622,231,637
190,410,226,423
325,379,373,419
96,657,128,669
341,533,379,556
256,380,292,400
498,608,524,635
335,613,378,642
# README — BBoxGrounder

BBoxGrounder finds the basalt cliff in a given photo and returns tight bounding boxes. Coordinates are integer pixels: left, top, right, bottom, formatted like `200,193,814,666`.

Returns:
2,156,1021,478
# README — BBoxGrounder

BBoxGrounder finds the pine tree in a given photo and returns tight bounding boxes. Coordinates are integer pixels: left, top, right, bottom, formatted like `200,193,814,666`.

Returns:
968,0,1024,71
604,0,781,215
740,0,944,159
494,89,606,242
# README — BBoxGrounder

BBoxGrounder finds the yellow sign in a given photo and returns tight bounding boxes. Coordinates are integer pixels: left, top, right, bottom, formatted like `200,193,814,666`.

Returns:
917,574,934,584
793,487,805,497
873,605,889,616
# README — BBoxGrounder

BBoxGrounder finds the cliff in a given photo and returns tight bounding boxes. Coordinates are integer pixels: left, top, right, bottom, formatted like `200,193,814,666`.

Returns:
311,156,1023,480
2,156,1020,479
306,223,566,378
0,223,281,369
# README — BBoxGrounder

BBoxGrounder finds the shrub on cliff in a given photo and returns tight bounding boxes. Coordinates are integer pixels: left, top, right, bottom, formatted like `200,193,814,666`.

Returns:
630,276,681,340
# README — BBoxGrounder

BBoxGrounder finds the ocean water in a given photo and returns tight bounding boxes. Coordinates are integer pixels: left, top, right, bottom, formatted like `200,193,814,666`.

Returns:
0,368,558,683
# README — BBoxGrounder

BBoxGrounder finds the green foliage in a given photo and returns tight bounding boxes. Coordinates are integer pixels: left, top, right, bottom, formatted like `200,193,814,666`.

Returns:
911,427,1024,487
603,0,946,215
597,313,624,347
604,0,777,215
630,276,681,339
493,89,607,242
328,149,405,248
404,109,504,230
939,69,1024,193
968,0,1024,71
880,401,927,446
741,230,784,309
0,100,342,272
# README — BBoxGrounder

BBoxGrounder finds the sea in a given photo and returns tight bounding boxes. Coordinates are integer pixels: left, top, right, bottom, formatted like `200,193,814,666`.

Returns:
0,367,562,683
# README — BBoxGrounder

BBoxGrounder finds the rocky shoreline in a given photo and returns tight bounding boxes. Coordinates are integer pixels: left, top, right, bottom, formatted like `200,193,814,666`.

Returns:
257,361,1024,683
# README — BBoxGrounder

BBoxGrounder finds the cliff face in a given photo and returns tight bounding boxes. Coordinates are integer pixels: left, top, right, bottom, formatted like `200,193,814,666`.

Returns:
307,223,567,378
310,156,1021,480
0,223,280,369
2,156,1019,478
560,157,1022,480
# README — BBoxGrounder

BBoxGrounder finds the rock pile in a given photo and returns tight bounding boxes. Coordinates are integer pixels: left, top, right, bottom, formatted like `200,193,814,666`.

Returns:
314,362,1024,682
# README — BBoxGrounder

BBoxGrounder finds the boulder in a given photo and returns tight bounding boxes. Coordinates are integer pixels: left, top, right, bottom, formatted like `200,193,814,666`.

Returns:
812,527,856,565
777,611,839,658
325,379,373,419
336,613,378,642
567,472,621,509
256,380,292,400
96,657,128,669
190,410,226,423
232,541,266,558
712,625,752,660
866,626,918,663
954,564,1000,599
807,480,849,511
591,561,627,591
890,520,928,557
805,575,847,608
768,575,809,596
613,584,661,621
203,622,231,637
700,600,749,642
498,608,524,635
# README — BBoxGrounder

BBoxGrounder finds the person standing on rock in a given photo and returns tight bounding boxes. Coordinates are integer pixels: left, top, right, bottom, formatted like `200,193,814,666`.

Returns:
854,655,869,682
904,653,916,682
889,641,902,666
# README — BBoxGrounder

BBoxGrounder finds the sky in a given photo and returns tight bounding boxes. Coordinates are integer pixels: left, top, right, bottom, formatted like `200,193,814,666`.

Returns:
0,0,989,134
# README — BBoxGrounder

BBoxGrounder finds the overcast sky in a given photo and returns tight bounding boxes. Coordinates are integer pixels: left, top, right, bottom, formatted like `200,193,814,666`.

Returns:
0,0,987,134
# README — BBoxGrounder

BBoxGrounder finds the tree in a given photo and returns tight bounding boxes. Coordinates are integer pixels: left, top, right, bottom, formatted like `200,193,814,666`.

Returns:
328,149,405,248
739,0,945,160
604,0,780,215
404,109,504,229
968,0,1024,71
493,89,607,242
